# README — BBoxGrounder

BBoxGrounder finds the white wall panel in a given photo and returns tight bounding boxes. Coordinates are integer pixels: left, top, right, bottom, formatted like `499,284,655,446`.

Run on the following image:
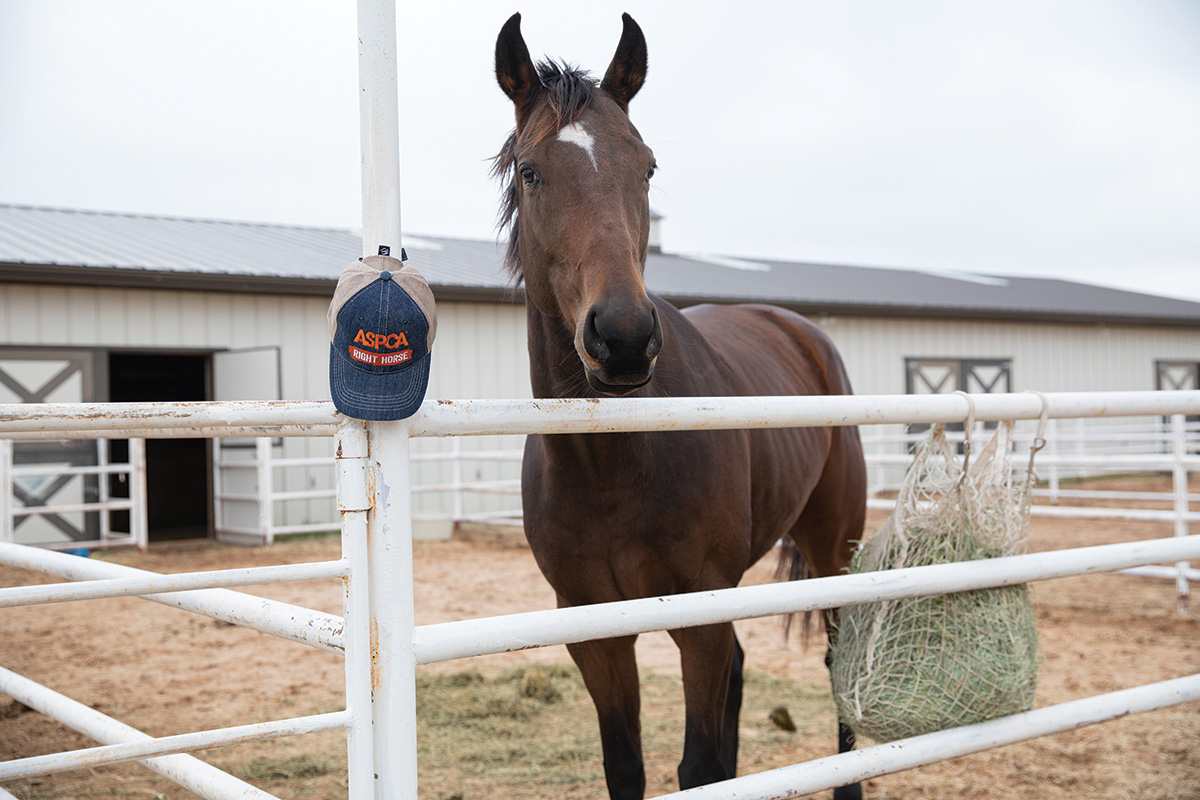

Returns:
820,317,1200,397
1,285,38,344
64,287,100,345
4,281,1198,538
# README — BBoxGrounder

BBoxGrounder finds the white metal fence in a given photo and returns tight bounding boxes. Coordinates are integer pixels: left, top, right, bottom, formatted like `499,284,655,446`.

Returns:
213,436,338,545
0,438,148,550
2,389,1199,800
213,414,1200,538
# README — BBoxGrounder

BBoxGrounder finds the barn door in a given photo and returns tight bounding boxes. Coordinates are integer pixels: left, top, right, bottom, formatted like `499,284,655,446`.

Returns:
0,349,98,545
212,347,281,544
213,347,282,404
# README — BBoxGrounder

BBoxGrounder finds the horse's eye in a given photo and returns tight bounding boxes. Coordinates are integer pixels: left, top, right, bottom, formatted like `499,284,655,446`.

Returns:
645,165,657,182
520,166,540,187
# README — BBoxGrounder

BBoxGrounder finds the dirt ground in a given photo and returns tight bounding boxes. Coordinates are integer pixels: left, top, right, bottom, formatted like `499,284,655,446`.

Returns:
1,476,1198,799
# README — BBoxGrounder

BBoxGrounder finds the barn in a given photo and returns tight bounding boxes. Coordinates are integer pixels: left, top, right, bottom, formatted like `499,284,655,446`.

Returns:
2,203,1199,548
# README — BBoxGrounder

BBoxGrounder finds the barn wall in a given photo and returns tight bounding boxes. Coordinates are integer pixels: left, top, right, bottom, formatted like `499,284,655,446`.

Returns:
4,280,1197,540
813,315,1200,396
0,283,532,537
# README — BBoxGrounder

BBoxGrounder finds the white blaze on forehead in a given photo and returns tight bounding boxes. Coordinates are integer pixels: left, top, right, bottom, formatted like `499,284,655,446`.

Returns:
557,122,599,171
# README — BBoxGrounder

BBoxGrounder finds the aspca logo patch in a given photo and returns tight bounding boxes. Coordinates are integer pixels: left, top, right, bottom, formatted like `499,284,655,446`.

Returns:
349,328,413,366
354,329,409,350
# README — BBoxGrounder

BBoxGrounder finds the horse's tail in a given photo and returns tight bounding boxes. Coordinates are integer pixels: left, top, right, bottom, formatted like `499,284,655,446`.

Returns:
774,538,823,647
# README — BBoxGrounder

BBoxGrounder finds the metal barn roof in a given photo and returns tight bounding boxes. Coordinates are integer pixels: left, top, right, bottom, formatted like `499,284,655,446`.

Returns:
2,204,1199,326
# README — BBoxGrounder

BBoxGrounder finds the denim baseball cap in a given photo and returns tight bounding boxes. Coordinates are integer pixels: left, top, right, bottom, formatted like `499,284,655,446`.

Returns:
328,254,437,420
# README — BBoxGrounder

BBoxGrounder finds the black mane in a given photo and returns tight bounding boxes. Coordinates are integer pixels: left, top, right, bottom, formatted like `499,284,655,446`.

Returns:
491,60,598,282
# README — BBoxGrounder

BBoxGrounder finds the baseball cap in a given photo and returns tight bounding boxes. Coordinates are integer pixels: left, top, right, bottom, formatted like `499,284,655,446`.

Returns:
328,253,437,420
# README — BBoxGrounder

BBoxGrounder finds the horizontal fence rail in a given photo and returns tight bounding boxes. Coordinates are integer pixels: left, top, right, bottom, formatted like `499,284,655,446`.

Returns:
1,388,1198,800
0,553,346,608
655,674,1200,800
413,534,1200,665
0,666,279,800
0,540,346,654
3,390,1199,440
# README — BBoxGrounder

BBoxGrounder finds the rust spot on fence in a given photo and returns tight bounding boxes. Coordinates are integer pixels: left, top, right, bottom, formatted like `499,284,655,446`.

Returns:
370,618,382,691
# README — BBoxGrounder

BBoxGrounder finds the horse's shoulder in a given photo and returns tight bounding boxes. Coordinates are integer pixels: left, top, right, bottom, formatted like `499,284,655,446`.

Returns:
678,302,850,394
681,302,833,348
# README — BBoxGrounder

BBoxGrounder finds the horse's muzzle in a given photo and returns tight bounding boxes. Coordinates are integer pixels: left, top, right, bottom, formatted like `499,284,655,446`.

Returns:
579,300,663,395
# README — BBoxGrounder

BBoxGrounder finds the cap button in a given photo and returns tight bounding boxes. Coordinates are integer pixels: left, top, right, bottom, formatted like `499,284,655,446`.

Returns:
379,271,393,281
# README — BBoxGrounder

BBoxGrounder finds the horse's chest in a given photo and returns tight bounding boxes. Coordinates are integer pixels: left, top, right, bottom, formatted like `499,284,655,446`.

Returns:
525,432,746,523
522,432,754,600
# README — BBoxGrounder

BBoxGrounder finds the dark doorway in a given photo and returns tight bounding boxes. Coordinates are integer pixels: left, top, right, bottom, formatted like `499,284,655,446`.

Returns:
108,352,210,541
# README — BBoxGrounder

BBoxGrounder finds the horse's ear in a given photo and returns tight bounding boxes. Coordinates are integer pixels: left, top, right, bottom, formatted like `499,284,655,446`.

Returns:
495,13,540,114
600,13,647,111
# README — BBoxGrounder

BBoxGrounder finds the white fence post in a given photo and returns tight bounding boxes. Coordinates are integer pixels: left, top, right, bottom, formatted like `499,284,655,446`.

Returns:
367,421,419,800
0,439,11,543
97,439,111,542
129,438,148,551
1045,418,1060,503
212,437,224,541
1172,413,1190,612
450,437,464,523
336,422,375,799
257,437,274,545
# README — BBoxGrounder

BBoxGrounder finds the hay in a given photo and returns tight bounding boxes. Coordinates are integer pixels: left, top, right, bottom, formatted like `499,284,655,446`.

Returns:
830,420,1041,743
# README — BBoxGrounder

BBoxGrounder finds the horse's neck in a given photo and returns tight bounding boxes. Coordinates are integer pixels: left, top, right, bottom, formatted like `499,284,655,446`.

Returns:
525,303,583,399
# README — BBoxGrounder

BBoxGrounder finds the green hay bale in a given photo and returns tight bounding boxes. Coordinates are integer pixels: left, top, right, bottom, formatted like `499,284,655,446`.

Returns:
831,582,1039,742
830,422,1041,743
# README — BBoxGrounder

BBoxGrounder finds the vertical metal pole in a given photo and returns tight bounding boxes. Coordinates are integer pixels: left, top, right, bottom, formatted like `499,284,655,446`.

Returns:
1171,414,1190,612
358,0,403,257
97,439,111,542
1046,419,1060,504
0,439,11,543
337,421,375,800
1075,418,1086,481
367,421,418,800
257,437,273,545
357,1,412,792
212,437,224,541
451,437,464,524
129,438,148,551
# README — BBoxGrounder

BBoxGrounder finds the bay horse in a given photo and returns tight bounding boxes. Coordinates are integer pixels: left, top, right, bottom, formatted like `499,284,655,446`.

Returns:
493,13,867,800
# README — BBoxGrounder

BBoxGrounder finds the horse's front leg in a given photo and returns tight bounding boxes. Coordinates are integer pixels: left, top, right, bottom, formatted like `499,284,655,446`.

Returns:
669,621,739,789
567,634,645,800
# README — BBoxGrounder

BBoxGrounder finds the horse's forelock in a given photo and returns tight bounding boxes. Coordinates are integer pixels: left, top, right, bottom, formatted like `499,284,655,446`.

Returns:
491,60,599,283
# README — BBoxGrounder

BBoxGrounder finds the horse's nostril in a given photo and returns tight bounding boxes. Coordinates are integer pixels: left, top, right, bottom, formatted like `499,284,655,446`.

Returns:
646,306,663,360
583,307,611,362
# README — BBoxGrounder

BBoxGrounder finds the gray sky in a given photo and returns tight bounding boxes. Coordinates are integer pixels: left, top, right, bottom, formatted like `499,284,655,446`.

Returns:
2,1,1199,301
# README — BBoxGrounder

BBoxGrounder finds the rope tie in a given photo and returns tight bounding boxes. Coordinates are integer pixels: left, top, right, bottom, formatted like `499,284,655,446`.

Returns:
954,390,977,490
1023,390,1050,483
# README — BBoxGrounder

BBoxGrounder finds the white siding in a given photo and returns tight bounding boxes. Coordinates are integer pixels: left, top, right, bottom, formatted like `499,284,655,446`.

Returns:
813,315,1200,396
4,280,1197,537
414,300,529,523
1,284,534,532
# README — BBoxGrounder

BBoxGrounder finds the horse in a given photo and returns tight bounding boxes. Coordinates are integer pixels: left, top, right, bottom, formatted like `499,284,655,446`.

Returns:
492,13,867,800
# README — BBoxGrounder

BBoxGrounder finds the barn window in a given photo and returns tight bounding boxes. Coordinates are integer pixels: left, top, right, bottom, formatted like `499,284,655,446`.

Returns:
0,348,99,544
904,358,1012,441
905,358,1012,396
1156,360,1199,422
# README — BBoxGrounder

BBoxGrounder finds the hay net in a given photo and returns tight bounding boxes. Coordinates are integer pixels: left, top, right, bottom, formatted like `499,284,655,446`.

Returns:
830,418,1041,743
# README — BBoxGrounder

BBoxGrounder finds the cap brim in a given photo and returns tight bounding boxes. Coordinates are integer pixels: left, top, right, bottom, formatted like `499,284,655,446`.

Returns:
329,343,432,421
